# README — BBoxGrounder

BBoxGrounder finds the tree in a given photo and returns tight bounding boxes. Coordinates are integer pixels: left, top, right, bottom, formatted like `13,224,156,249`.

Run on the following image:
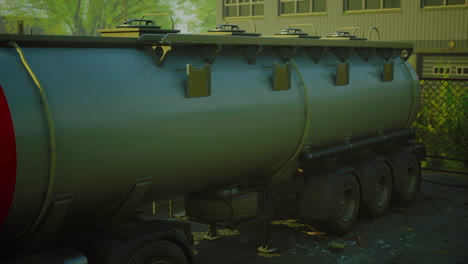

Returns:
170,0,217,33
0,0,172,36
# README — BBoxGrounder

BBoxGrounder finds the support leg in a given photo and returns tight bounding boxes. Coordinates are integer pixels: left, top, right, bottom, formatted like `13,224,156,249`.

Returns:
203,224,219,240
257,187,276,253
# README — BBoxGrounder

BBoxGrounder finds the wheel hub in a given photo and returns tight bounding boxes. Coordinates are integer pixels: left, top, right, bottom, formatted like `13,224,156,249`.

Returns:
375,172,389,207
406,165,417,194
339,187,356,222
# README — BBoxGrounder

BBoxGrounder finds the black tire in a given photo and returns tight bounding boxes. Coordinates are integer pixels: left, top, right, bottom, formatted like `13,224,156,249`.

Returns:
328,173,361,235
185,192,258,223
394,153,421,204
127,240,188,264
364,162,393,218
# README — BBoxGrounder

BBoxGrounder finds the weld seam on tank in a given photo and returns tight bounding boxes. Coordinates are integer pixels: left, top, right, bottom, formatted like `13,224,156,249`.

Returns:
8,41,57,241
273,58,311,181
400,56,420,128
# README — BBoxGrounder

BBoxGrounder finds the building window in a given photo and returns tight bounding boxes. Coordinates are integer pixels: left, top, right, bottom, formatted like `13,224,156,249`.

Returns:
224,0,264,18
422,0,467,7
279,0,327,15
456,66,468,75
344,0,401,11
433,66,451,75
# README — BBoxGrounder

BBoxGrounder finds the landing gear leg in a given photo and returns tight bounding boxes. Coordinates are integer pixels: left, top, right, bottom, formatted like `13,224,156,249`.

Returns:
257,218,276,253
257,187,276,253
203,224,219,240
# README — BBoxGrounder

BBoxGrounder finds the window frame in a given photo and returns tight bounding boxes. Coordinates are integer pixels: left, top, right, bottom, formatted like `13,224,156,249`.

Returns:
456,66,468,75
278,0,327,16
421,0,467,8
343,0,401,12
223,0,265,18
433,66,452,75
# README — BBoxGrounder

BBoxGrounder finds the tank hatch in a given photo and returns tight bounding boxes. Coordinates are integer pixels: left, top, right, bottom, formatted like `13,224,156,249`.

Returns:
99,19,180,38
274,28,320,39
322,31,366,41
204,24,261,37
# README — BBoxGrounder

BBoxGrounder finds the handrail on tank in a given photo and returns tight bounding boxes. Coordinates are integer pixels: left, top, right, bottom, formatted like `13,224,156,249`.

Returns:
287,24,318,36
140,13,174,30
367,26,381,41
336,27,361,37
223,19,257,33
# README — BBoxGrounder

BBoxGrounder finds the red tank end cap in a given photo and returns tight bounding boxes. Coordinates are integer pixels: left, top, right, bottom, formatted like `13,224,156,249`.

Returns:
0,85,16,229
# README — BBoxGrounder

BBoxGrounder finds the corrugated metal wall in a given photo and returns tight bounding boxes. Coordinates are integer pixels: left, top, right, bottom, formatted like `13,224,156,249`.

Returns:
216,0,468,50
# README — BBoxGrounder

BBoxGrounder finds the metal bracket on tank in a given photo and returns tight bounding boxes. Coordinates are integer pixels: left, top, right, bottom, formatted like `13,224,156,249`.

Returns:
332,47,354,63
355,47,376,62
153,45,172,67
378,48,396,82
109,177,152,223
197,44,222,65
273,62,291,91
274,46,297,62
332,47,353,86
303,46,327,63
23,195,73,250
241,44,263,65
399,48,413,62
186,64,211,97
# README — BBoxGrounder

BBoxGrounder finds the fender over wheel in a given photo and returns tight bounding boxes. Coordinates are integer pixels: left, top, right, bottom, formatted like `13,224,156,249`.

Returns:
127,240,188,264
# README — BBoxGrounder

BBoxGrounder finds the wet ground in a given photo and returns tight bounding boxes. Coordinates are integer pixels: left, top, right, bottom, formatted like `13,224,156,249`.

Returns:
189,172,468,264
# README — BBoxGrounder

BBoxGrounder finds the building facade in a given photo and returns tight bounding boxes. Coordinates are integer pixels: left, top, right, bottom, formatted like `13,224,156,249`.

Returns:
216,0,468,79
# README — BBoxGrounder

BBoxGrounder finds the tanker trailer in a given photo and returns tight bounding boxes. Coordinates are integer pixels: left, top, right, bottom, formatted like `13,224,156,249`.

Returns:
0,20,425,263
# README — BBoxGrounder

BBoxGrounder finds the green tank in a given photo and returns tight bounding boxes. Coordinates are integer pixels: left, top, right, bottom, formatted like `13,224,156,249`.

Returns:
0,28,419,242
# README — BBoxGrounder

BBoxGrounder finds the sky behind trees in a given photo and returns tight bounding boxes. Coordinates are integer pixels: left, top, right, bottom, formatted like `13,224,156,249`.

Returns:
0,0,216,35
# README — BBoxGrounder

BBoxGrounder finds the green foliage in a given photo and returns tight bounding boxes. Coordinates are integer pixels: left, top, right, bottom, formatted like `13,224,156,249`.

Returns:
0,0,217,35
414,79,468,170
171,0,217,33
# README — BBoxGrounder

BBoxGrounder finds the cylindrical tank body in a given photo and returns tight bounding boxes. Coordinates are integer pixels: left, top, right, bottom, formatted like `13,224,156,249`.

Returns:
0,35,419,240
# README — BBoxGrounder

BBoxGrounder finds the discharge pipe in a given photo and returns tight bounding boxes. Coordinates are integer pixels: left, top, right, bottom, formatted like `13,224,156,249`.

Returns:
305,129,415,160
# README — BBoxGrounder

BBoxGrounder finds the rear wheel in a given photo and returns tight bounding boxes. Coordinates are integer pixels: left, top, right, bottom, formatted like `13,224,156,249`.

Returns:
328,173,360,235
128,240,188,264
394,153,421,204
364,162,392,218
